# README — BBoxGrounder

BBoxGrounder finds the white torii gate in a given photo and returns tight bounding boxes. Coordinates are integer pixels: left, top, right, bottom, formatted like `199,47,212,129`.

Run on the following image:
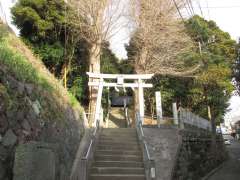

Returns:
87,72,154,127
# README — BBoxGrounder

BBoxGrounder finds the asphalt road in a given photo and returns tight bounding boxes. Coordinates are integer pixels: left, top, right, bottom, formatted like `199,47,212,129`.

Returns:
208,140,240,180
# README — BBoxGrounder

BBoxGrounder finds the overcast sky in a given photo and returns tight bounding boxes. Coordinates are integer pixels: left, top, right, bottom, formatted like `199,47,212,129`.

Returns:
1,0,240,122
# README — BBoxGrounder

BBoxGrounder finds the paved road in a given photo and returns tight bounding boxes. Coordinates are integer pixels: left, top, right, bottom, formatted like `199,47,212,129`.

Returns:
208,140,240,180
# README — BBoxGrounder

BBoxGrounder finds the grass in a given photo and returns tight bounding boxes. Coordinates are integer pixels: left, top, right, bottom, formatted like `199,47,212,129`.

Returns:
0,23,83,120
0,39,53,91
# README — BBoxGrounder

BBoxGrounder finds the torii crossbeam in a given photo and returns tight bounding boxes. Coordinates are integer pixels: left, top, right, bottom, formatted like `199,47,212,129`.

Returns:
87,72,154,127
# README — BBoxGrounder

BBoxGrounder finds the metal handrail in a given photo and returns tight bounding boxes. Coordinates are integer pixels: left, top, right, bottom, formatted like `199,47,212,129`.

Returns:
124,107,131,127
83,140,93,160
84,120,99,158
124,100,131,127
80,118,100,180
136,112,156,180
138,120,151,160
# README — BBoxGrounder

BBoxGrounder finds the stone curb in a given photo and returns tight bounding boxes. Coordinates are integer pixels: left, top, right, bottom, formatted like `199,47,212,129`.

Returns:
201,161,227,180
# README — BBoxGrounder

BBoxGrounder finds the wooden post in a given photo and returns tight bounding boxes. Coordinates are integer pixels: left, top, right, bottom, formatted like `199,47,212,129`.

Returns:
173,102,178,126
155,91,163,128
138,79,145,123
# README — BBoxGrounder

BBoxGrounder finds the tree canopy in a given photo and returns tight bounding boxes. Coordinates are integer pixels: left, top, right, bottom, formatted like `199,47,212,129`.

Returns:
11,0,123,105
141,15,236,123
11,0,237,125
235,42,240,95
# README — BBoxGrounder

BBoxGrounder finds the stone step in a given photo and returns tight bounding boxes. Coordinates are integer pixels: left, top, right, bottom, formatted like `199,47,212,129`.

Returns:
98,141,139,146
95,154,142,162
101,131,137,136
102,128,136,132
97,145,140,151
99,135,138,142
99,135,138,141
99,135,138,140
94,161,144,168
89,174,146,180
102,128,136,131
91,167,145,175
102,128,134,131
95,150,142,156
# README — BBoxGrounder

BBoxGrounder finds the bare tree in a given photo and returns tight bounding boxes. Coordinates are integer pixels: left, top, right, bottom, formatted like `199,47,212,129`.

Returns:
127,0,200,120
67,0,128,123
129,0,200,75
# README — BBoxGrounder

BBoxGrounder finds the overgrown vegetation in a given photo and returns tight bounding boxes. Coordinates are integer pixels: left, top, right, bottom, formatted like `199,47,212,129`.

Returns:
11,0,126,106
0,36,52,91
0,23,80,110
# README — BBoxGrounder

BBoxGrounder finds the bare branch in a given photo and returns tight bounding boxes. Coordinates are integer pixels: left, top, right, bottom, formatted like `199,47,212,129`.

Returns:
128,0,199,76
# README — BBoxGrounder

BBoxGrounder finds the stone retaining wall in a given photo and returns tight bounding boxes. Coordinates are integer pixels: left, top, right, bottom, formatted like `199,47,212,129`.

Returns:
0,67,84,180
143,127,227,180
172,130,227,180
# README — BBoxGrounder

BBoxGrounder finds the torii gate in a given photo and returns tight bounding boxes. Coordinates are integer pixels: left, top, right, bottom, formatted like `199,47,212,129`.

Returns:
87,72,154,127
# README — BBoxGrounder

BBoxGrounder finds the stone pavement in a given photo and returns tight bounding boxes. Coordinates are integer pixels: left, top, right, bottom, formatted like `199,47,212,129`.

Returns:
208,140,240,180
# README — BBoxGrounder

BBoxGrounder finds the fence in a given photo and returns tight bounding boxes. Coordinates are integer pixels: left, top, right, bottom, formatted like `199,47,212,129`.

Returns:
179,108,212,132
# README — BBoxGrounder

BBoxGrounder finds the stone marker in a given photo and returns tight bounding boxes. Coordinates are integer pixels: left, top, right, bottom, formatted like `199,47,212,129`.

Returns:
13,141,56,180
155,91,163,128
172,103,178,125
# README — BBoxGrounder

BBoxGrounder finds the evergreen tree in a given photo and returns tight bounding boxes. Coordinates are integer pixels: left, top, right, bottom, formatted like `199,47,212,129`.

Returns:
11,0,121,105
235,41,240,95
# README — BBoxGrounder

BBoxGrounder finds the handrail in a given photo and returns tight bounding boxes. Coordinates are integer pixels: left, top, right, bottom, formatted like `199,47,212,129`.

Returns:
84,119,99,158
83,140,93,160
124,106,131,127
124,99,131,127
136,112,156,180
80,118,100,180
138,120,151,161
144,142,151,160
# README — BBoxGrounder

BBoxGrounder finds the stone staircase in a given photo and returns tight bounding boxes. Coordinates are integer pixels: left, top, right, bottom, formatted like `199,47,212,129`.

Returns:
89,128,146,180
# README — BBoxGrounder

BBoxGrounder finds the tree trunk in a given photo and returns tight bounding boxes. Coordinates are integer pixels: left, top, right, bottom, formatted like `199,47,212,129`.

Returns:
208,106,217,153
88,42,101,126
133,49,148,127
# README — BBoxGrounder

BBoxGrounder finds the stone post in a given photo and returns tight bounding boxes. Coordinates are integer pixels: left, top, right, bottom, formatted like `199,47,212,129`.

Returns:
179,107,185,129
155,91,163,128
172,103,178,126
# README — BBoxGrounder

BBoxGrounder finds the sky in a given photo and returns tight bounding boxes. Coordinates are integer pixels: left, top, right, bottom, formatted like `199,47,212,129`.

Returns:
0,0,18,34
0,0,240,123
